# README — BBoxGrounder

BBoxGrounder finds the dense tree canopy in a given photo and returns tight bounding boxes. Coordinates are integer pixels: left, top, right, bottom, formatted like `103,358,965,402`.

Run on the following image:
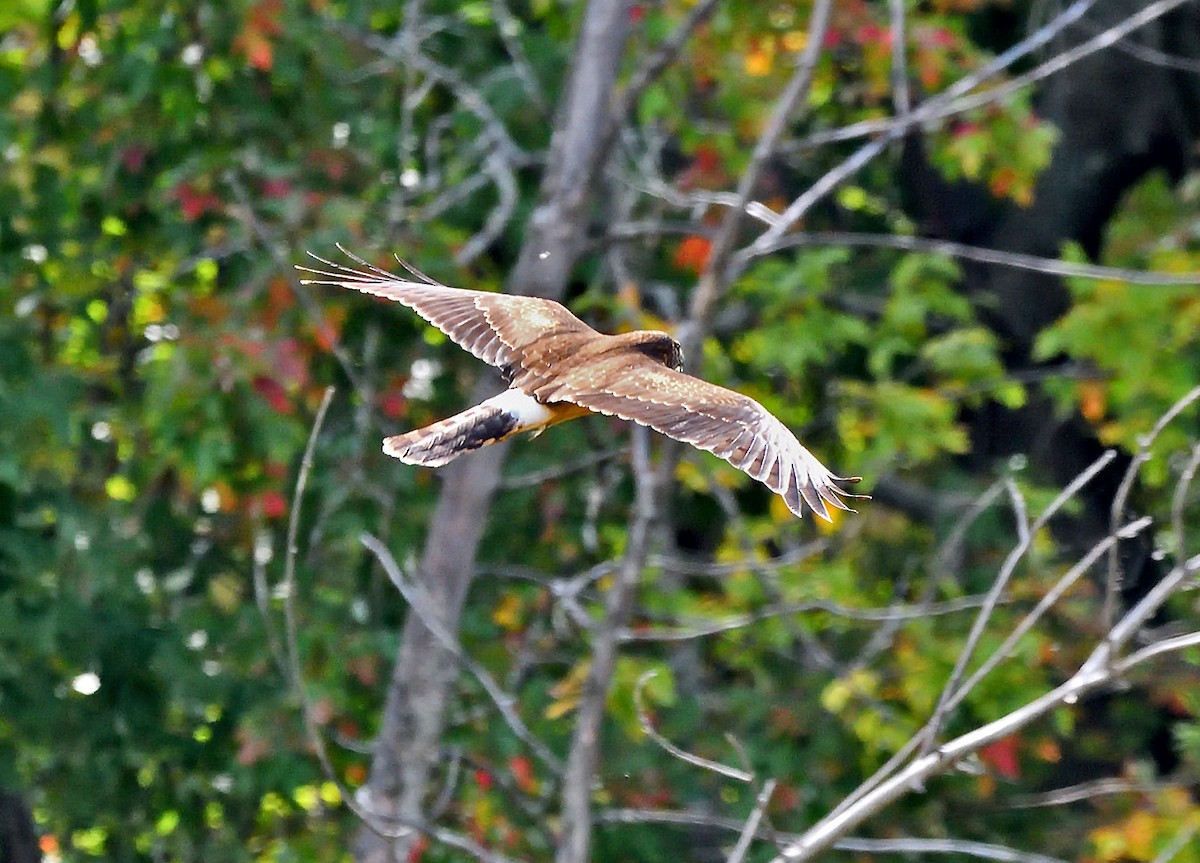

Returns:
2,1,1200,862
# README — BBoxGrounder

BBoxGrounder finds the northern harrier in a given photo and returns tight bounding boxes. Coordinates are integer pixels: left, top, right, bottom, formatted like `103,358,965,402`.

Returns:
296,248,860,520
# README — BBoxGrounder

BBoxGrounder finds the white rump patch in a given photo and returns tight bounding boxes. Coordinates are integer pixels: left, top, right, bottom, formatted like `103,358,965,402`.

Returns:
483,388,555,432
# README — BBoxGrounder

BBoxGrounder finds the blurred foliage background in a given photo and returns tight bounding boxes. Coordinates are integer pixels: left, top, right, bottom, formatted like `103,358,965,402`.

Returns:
2,0,1200,861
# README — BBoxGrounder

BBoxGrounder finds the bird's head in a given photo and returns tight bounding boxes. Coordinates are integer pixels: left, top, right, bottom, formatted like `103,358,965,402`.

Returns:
625,330,684,372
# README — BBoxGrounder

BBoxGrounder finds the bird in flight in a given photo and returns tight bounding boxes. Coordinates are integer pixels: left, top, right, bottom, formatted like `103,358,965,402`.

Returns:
296,247,861,520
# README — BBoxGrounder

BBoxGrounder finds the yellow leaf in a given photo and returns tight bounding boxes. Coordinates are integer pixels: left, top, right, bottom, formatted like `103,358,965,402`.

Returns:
782,30,807,52
492,593,524,631
1123,810,1157,861
744,45,772,76
546,660,589,719
105,475,136,501
544,697,578,720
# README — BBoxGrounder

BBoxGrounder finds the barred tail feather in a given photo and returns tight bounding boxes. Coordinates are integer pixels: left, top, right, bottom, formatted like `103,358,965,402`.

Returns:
383,404,518,467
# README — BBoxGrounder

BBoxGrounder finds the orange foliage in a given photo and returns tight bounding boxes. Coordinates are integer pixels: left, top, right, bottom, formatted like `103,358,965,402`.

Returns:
673,235,712,274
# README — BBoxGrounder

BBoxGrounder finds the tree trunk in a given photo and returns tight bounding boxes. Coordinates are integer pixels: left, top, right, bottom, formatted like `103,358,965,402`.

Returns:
0,790,39,863
353,2,636,859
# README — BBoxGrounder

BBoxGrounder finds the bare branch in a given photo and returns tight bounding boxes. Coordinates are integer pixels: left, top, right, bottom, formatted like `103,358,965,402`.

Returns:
741,0,1190,264
1072,13,1200,73
282,387,336,694
1150,822,1200,863
786,0,1122,150
742,231,1200,287
914,0,1196,130
500,445,629,490
360,532,564,774
633,671,753,783
887,0,911,117
226,171,366,392
943,515,1154,716
1170,442,1200,567
557,424,660,863
489,0,550,114
682,0,834,358
1105,385,1200,628
1007,776,1185,809
455,148,520,265
933,480,1008,580
768,549,1200,862
727,780,777,863
597,809,1071,863
921,450,1118,752
611,0,721,138
833,837,1070,863
622,593,997,643
276,388,419,843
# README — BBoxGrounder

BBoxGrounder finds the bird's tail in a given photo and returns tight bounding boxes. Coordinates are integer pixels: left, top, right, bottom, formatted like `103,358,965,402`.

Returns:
383,403,519,468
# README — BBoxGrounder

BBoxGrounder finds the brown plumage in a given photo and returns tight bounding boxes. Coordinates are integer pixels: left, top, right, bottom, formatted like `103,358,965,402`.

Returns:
296,246,862,520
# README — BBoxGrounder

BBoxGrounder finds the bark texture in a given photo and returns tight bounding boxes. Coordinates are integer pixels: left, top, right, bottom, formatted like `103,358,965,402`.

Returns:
354,2,636,859
0,790,39,863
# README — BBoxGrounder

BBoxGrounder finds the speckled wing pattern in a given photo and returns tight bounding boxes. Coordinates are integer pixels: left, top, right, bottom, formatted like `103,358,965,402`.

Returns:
296,246,597,381
540,355,856,520
297,247,859,520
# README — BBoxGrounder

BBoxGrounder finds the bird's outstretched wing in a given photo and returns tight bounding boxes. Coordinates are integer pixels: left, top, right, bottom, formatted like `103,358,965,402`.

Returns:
296,246,596,376
538,354,860,519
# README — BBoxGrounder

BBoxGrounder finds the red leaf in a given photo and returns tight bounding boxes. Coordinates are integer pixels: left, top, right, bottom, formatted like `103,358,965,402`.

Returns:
693,144,721,173
856,23,891,47
259,490,287,519
174,182,222,221
979,736,1021,780
473,769,493,790
379,388,407,420
260,178,291,198
509,756,536,793
252,375,292,414
673,235,712,275
121,145,148,173
406,835,429,863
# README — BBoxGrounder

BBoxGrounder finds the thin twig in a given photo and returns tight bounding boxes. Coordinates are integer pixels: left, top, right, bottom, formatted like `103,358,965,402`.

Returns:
500,445,629,489
1149,822,1200,863
597,809,1071,863
278,389,425,843
490,0,549,113
226,171,366,392
682,0,834,359
602,0,722,156
1105,385,1200,629
784,0,1100,150
1170,442,1200,573
933,480,1008,580
742,0,1190,264
944,516,1154,716
769,550,1200,863
920,450,1117,753
727,780,777,863
360,532,564,774
633,670,753,783
1007,777,1184,809
282,386,336,693
557,424,659,863
251,528,289,678
621,593,997,643
735,231,1200,287
887,0,911,117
